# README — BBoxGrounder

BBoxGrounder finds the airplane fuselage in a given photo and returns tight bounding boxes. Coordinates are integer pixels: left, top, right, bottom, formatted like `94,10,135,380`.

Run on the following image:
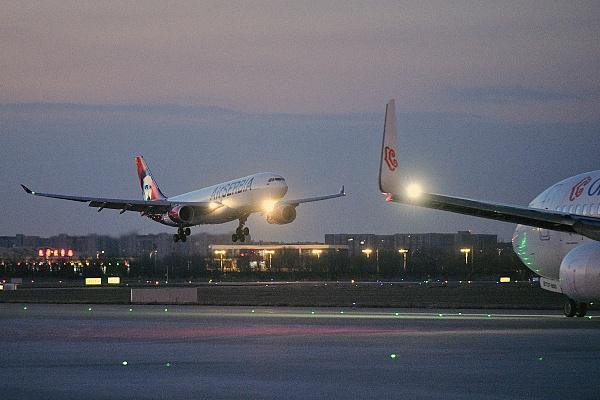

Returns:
513,171,600,280
151,172,288,226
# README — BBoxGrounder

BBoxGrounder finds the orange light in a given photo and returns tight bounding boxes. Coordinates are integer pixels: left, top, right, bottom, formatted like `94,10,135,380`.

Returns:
38,249,44,257
67,249,73,257
53,249,59,257
46,249,52,257
60,249,65,257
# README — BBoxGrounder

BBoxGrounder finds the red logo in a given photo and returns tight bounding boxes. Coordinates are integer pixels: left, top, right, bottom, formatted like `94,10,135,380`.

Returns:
384,146,398,171
569,176,592,201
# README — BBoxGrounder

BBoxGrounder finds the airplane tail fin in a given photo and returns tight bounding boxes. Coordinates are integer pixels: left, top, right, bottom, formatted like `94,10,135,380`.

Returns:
378,99,401,194
135,156,167,201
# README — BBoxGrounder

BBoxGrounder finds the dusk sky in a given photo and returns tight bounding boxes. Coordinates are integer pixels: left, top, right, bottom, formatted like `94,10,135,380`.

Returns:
1,1,599,242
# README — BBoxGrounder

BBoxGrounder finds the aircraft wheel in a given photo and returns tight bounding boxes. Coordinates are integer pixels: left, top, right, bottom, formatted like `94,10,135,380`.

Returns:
180,234,187,243
232,234,238,242
236,227,243,236
184,227,191,236
173,234,180,243
576,302,588,318
243,227,250,236
239,235,246,243
563,299,577,317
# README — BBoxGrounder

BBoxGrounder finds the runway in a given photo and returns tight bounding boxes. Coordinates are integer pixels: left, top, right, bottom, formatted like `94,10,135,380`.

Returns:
1,304,599,399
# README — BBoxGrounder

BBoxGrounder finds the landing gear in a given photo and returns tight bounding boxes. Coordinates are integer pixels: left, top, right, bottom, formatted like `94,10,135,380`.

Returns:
563,298,588,317
563,299,577,317
576,302,588,318
232,216,250,243
173,226,191,243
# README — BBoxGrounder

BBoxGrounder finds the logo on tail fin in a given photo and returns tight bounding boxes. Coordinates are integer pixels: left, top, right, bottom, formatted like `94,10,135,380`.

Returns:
384,146,398,171
135,156,167,201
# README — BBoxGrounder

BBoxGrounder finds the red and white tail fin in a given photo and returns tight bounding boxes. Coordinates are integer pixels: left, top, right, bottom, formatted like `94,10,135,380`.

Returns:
379,99,401,194
135,156,167,201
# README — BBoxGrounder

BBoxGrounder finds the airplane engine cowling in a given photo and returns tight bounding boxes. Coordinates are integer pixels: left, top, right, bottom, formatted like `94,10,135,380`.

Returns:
168,205,195,224
266,204,297,225
559,242,600,302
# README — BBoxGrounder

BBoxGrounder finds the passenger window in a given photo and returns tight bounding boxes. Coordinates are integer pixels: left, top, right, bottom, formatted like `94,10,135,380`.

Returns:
575,205,582,214
583,205,589,215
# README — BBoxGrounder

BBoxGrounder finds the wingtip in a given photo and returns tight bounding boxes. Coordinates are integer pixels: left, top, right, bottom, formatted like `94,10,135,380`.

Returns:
340,185,345,195
21,184,33,194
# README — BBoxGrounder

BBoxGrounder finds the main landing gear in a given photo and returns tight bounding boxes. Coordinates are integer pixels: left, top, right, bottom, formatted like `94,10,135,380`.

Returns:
563,298,588,317
173,227,191,243
232,216,250,243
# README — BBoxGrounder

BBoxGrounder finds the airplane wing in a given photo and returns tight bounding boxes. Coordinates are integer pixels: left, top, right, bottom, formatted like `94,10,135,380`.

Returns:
279,186,346,206
20,184,222,215
386,192,600,241
378,99,600,242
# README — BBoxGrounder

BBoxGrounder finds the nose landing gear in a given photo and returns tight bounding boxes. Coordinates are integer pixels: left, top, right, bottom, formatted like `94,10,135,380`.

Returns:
232,216,250,243
173,227,191,243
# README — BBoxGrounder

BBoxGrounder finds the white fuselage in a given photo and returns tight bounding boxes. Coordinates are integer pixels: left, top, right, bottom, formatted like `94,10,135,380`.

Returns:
152,172,288,226
512,171,600,279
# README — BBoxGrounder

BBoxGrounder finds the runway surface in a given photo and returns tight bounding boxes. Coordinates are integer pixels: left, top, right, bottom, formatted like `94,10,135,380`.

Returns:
1,304,599,399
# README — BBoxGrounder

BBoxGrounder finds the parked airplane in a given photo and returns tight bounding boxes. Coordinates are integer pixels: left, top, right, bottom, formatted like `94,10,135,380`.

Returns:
22,156,344,243
379,99,600,317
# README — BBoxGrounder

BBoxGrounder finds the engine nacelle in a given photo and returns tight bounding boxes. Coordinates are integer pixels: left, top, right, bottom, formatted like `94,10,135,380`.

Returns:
559,242,600,302
168,205,195,224
266,204,297,225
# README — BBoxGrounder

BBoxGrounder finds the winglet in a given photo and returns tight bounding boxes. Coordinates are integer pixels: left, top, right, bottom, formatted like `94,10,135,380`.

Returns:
340,185,345,195
21,184,34,194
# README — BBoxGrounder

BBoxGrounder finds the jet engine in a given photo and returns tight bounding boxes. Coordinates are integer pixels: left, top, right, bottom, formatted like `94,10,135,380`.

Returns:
266,204,297,225
168,205,195,224
559,242,600,302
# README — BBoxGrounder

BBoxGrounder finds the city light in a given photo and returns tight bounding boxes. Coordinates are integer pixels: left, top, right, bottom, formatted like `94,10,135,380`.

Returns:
311,249,323,259
214,250,226,272
361,249,373,258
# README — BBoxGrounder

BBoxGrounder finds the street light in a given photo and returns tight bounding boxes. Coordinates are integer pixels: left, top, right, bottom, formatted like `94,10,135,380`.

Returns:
311,249,323,259
460,248,471,265
264,250,275,270
214,250,226,272
398,248,409,272
361,249,372,258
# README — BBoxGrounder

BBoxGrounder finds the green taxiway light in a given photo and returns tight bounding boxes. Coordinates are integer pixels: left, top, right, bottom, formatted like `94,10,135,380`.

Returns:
311,311,315,314
390,354,397,359
88,307,92,311
129,308,133,312
487,314,492,318
164,308,168,312
438,313,443,317
395,313,399,316
122,361,128,366
165,362,172,367
251,309,255,313
588,316,593,320
23,306,28,310
340,311,344,314
537,357,543,361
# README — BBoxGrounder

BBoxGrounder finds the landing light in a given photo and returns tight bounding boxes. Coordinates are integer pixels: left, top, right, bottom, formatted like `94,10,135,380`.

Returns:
405,183,423,199
262,199,277,213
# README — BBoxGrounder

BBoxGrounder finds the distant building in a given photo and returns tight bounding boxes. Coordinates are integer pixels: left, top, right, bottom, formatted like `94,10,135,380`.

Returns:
325,231,498,256
209,243,348,273
0,232,232,260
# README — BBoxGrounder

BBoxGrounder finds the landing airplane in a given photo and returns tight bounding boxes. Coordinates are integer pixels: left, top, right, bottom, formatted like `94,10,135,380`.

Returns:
379,99,600,317
22,156,345,243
